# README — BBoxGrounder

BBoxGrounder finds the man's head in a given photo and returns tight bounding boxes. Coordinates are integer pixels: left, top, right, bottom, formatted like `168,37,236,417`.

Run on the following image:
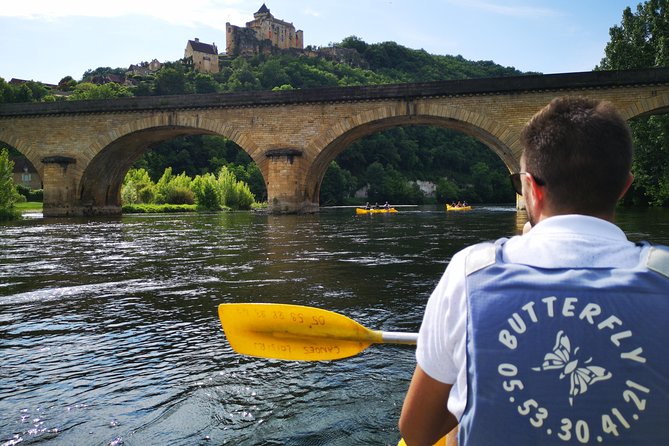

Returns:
520,96,633,219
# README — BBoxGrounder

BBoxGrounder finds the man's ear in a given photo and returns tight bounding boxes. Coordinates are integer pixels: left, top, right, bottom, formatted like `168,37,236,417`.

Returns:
527,173,545,205
524,172,546,220
619,172,634,200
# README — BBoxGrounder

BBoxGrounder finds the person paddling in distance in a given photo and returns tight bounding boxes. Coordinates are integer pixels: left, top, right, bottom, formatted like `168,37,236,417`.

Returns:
399,97,669,446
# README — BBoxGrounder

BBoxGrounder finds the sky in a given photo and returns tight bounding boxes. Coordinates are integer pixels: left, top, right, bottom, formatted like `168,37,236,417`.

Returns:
1,0,642,85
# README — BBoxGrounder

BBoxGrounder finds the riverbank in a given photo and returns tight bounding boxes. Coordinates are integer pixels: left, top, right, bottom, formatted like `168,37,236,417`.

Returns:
15,202,42,212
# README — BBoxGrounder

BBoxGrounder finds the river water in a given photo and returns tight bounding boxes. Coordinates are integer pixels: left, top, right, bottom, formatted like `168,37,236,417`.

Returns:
1,206,668,446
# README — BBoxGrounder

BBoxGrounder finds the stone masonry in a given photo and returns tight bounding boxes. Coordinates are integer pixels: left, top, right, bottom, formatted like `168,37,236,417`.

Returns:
1,68,669,217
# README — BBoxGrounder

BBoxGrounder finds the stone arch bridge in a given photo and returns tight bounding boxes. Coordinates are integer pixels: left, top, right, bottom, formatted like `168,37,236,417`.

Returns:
2,68,669,217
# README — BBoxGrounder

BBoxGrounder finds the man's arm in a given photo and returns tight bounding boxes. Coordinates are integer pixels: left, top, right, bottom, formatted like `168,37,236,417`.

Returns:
399,365,458,446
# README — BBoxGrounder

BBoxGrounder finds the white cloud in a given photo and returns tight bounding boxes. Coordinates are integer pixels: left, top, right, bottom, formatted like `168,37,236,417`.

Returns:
303,8,321,18
0,0,248,29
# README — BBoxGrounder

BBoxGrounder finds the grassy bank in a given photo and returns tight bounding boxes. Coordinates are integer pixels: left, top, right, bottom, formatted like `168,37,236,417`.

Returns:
16,202,43,212
122,204,197,213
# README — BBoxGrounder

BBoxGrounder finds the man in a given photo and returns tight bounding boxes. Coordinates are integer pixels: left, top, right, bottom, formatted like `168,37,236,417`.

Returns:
399,97,669,446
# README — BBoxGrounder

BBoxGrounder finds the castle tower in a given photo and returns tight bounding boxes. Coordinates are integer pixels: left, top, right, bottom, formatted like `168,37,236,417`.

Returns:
226,4,303,56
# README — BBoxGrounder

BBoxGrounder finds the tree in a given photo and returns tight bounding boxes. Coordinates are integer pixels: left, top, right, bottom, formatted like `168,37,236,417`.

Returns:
0,148,21,220
154,67,193,95
68,82,133,101
320,161,355,205
193,73,219,94
58,76,78,92
598,0,669,206
259,59,291,89
340,36,369,55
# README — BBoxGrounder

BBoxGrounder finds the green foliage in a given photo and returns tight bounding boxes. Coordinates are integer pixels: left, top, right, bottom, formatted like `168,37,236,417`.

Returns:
122,165,257,211
598,0,669,206
326,126,515,205
193,73,220,93
216,166,242,208
122,168,155,204
153,168,195,204
122,203,196,213
0,78,50,104
68,82,133,100
58,76,77,92
154,67,194,95
0,148,21,220
15,184,43,202
320,161,356,205
234,181,255,210
436,178,460,204
192,173,221,210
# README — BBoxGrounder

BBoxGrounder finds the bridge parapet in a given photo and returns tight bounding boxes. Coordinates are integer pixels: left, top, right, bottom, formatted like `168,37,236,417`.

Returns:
3,68,669,118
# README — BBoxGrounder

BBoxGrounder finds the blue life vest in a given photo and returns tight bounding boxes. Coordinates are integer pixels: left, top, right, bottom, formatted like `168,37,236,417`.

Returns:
458,239,669,446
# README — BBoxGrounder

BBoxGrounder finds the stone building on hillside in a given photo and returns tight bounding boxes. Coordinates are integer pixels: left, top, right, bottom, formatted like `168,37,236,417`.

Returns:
127,59,162,77
226,4,303,56
185,38,220,74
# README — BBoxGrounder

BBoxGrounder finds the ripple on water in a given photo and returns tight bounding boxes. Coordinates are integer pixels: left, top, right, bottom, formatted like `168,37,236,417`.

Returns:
5,208,661,445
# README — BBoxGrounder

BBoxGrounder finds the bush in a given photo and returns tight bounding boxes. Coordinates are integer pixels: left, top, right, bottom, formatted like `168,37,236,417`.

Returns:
192,173,221,210
15,185,43,202
234,181,255,210
137,185,156,204
0,148,22,219
122,165,257,212
164,186,195,205
217,166,238,207
27,189,43,201
121,182,139,204
0,207,20,220
216,166,255,209
122,168,155,204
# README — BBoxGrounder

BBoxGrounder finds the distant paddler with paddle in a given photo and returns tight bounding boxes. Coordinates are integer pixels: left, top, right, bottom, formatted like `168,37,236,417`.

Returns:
399,97,669,445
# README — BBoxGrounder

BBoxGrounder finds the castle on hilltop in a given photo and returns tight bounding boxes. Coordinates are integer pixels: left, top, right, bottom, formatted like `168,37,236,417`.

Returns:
226,4,304,56
184,4,363,74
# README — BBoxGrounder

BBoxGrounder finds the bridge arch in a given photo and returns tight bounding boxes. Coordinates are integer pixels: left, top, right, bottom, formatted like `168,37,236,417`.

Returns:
0,134,43,180
78,114,265,213
618,93,669,120
304,104,518,203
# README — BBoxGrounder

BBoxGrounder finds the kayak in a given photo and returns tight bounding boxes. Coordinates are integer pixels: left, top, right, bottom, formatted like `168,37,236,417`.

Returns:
397,434,448,445
446,204,472,211
356,207,398,215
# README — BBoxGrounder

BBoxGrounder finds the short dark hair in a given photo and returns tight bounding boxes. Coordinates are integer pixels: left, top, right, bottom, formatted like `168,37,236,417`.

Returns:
521,97,633,214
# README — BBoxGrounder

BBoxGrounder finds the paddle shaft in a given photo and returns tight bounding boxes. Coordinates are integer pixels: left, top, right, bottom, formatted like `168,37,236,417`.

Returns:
382,331,418,344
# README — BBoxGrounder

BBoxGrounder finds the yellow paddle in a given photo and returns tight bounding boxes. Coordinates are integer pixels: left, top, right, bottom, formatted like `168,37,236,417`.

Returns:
218,303,453,445
218,302,418,361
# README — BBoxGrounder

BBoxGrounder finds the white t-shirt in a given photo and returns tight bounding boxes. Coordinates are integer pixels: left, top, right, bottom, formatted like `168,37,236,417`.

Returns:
415,214,641,420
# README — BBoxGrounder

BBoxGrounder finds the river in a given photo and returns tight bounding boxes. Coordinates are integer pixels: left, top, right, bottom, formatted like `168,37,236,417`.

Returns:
1,206,668,446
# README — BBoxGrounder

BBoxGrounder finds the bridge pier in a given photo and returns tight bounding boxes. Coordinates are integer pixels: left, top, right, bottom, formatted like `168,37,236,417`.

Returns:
265,148,318,214
41,156,82,217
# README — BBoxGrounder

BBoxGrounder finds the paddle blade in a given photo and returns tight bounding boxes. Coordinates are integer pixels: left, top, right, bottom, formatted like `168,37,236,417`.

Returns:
218,303,383,361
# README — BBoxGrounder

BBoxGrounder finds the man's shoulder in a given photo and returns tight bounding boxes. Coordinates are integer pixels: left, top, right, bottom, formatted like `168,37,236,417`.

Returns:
461,239,506,276
647,244,669,279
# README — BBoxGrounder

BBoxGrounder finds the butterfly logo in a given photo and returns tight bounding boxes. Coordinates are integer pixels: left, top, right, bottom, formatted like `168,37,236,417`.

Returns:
532,330,612,406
